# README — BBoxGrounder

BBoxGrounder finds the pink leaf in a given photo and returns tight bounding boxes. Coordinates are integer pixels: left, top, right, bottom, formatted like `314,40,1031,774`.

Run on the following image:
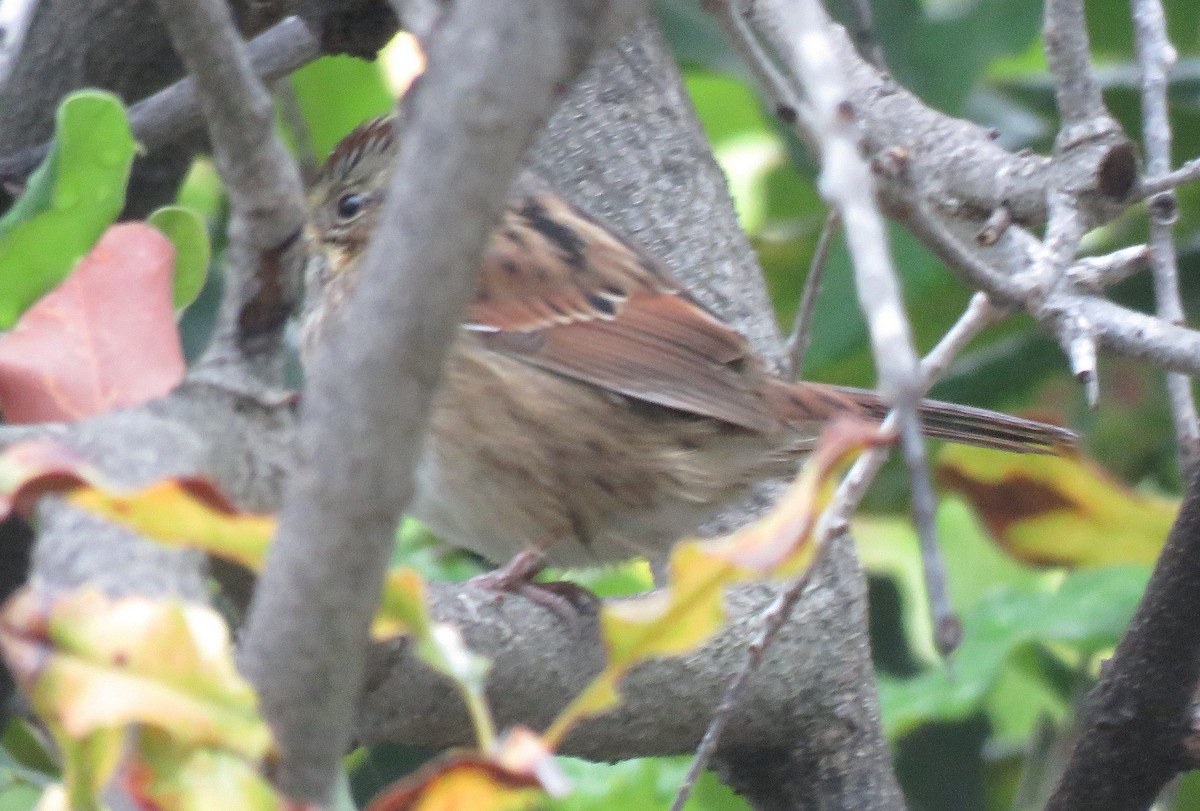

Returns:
0,224,185,423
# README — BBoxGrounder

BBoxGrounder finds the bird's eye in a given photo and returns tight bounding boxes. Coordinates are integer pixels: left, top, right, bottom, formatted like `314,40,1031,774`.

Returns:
336,193,366,221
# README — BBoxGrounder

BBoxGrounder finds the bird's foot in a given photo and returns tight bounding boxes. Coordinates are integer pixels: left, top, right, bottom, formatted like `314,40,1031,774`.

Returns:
469,549,596,620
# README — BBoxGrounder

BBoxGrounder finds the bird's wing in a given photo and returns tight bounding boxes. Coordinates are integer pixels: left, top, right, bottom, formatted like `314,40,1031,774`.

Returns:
468,190,793,432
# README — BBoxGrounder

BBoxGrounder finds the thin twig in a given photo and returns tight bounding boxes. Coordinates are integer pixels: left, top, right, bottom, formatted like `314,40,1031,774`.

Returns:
1072,294,1200,378
702,0,816,148
1138,156,1200,198
822,293,1001,530
670,292,1000,811
1032,193,1097,403
152,2,308,384
0,16,320,185
1067,244,1152,291
668,538,839,811
844,0,886,70
273,76,320,186
786,210,839,377
767,0,949,652
1132,0,1200,474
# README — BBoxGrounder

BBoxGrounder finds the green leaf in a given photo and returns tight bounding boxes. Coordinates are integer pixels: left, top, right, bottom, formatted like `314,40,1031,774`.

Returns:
1,719,57,779
546,757,750,811
0,91,135,328
879,566,1148,738
0,720,53,811
0,781,41,811
148,207,211,314
290,56,394,159
841,0,1043,113
0,148,59,241
855,499,1045,670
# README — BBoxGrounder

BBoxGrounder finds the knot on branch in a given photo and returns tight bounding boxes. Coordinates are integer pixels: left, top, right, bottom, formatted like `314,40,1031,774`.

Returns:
305,0,402,58
1050,117,1138,226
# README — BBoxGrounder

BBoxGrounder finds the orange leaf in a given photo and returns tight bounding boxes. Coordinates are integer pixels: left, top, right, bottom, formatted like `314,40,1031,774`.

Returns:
365,729,562,811
0,223,184,423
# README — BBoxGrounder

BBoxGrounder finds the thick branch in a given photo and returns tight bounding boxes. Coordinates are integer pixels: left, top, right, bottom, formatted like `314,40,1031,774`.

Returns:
0,0,194,216
237,1,642,802
1046,468,1200,810
0,0,304,216
358,535,901,811
742,3,1134,231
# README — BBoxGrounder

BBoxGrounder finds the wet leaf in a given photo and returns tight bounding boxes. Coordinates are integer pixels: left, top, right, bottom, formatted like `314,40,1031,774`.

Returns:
0,91,135,327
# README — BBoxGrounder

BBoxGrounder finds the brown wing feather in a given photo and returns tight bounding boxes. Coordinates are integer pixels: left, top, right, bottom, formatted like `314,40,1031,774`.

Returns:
483,295,783,431
468,191,787,431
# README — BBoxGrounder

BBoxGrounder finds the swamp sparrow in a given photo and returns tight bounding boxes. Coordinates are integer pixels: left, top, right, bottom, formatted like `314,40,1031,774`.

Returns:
302,117,1075,577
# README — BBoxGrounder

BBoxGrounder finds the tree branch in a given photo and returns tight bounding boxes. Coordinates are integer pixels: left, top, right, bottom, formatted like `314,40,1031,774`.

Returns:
752,0,953,662
0,15,320,189
237,0,644,802
1043,0,1110,129
1046,466,1200,810
152,0,308,384
357,537,902,811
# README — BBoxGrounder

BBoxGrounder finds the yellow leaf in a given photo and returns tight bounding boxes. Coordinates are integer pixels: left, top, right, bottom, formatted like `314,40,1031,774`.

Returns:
0,588,272,760
375,568,495,751
545,419,880,745
57,727,122,811
937,443,1177,567
0,439,276,570
373,567,432,639
125,729,284,811
68,479,274,571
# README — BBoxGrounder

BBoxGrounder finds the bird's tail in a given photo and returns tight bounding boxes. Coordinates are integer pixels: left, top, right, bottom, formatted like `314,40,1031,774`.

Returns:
768,380,1077,455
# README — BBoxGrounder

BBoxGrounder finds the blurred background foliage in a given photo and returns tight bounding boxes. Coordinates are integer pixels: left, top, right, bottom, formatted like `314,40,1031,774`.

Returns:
3,0,1200,809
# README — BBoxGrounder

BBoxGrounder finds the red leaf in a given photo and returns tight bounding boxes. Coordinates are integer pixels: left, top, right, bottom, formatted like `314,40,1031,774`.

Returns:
0,438,93,518
0,224,185,423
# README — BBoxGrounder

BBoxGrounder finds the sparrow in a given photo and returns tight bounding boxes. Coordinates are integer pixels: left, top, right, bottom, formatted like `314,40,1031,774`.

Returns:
301,116,1076,581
